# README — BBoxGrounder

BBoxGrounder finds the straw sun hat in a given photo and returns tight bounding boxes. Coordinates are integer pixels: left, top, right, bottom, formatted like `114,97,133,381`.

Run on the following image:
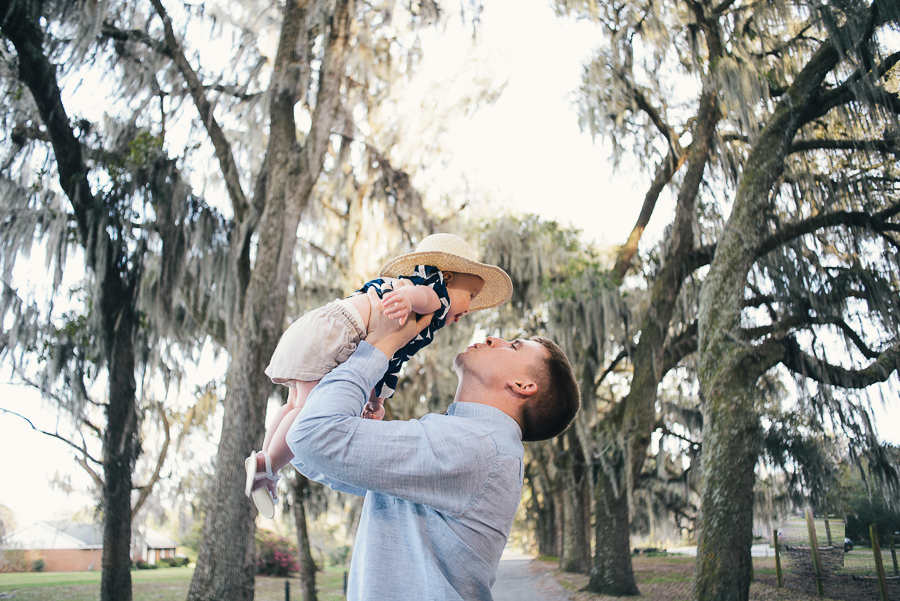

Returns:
379,233,513,312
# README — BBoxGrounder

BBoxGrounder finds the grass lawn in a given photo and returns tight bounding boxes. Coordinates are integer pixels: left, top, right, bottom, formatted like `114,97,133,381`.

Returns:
549,554,846,601
0,566,349,601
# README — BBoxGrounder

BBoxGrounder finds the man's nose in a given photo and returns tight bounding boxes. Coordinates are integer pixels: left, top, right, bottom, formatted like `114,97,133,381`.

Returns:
485,336,509,347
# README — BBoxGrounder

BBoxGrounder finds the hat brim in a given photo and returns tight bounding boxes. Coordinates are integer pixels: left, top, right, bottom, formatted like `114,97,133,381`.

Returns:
379,251,513,311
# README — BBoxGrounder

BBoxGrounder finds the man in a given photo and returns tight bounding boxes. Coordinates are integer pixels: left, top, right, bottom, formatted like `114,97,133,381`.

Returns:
287,288,580,600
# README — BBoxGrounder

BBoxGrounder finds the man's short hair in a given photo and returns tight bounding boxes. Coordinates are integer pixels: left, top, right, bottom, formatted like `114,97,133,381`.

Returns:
519,337,580,442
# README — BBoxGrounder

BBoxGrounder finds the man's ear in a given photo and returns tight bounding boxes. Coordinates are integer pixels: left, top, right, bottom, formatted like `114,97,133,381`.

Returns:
507,379,537,398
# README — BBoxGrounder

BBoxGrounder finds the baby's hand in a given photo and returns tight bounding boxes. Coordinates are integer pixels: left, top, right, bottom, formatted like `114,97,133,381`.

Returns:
362,398,385,420
382,286,414,325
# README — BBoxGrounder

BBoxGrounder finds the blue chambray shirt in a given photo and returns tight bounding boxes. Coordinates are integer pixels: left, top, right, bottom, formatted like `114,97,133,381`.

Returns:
287,342,525,601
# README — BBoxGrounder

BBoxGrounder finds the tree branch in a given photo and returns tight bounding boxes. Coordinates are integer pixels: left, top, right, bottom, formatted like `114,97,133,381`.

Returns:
132,401,170,519
790,137,900,156
147,0,250,222
631,85,683,154
781,338,900,389
660,321,699,375
800,51,900,126
1,0,95,245
597,347,631,387
0,406,103,468
75,455,105,491
758,202,900,257
99,22,170,56
614,147,688,279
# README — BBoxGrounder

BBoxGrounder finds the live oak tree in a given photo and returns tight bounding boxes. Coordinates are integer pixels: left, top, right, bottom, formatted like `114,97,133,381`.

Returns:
481,218,634,574
694,1,900,598
0,0,217,586
552,0,725,590
555,0,900,595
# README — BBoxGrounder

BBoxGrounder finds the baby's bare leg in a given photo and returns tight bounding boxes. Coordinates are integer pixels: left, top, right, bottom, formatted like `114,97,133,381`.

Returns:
258,381,318,479
262,391,297,453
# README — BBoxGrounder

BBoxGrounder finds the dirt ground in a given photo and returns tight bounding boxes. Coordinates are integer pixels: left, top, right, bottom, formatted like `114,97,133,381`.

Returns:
756,572,900,601
531,555,900,601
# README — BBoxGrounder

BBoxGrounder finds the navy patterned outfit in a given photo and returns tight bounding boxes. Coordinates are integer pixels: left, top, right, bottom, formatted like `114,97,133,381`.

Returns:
356,264,450,398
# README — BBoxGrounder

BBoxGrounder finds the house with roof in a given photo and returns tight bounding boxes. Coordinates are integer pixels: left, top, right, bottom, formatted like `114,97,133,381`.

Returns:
2,520,179,572
3,521,102,572
132,526,179,566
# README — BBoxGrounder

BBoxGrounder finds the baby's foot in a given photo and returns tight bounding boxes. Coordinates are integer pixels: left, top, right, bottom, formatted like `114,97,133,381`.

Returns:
361,400,385,420
245,451,279,518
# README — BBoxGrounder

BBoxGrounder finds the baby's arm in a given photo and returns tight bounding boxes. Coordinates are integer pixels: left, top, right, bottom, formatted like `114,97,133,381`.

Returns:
381,282,441,325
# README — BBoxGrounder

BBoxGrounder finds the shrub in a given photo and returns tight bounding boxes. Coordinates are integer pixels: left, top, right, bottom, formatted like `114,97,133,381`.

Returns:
157,556,190,568
31,558,45,572
135,560,158,570
0,549,27,572
255,530,299,576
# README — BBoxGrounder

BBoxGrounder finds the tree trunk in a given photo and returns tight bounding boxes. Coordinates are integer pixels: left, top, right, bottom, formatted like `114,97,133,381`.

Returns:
691,373,760,601
291,476,318,601
559,430,592,573
526,444,561,557
586,471,639,595
528,467,558,557
587,84,722,595
100,276,140,601
693,21,846,601
536,493,558,557
0,6,144,598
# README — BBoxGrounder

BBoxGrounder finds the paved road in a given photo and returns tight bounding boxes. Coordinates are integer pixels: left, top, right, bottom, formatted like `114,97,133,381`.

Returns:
491,554,572,601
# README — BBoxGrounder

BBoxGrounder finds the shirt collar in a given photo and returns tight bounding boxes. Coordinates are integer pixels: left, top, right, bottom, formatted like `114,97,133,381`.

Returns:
446,401,523,439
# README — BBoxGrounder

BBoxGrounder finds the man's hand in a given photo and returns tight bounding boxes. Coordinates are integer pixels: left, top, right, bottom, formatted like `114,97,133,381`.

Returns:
366,286,431,358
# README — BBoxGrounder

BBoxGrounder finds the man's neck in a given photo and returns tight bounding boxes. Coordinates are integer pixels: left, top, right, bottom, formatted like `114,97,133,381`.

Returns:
453,386,522,428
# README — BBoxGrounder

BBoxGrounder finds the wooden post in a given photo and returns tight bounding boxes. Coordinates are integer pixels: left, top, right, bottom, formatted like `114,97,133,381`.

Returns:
805,508,825,597
773,528,783,588
824,519,832,547
890,530,899,576
284,579,290,601
870,524,889,601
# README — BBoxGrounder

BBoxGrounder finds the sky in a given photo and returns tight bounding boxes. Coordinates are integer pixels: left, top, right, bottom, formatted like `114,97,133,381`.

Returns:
1,0,897,531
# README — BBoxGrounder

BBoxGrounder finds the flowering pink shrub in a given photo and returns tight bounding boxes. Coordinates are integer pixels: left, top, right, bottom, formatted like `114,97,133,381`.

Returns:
255,530,300,576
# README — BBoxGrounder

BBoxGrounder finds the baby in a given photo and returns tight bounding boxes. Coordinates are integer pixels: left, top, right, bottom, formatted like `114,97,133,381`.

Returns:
245,233,513,518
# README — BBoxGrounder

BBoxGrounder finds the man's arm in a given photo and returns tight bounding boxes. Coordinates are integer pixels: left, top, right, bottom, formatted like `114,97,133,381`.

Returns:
287,290,488,512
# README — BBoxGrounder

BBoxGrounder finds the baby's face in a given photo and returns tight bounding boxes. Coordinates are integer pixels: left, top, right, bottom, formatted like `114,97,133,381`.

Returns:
445,273,485,324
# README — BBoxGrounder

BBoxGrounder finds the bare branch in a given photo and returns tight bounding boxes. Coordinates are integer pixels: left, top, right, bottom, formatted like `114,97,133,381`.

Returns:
614,147,688,279
99,22,170,56
597,347,631,387
132,401,170,519
631,85,683,154
790,137,900,156
147,0,249,222
75,455,105,490
0,406,102,467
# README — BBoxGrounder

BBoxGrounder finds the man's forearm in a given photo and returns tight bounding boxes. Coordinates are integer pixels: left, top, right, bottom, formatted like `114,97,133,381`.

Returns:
287,342,388,462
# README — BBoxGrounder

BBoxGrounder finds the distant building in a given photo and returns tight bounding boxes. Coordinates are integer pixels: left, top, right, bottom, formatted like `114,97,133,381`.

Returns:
2,520,179,572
